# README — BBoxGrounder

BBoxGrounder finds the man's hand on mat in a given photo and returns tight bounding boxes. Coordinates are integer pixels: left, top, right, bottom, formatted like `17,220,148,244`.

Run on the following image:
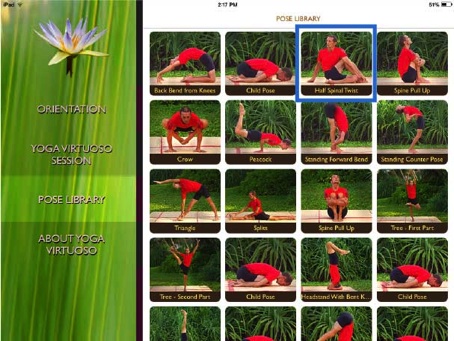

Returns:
307,77,316,83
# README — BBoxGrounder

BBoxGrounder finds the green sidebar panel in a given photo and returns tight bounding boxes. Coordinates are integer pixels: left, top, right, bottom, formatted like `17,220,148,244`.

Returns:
1,1,136,340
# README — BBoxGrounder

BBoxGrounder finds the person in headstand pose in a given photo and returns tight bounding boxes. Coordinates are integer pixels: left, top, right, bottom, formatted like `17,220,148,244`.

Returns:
326,241,350,290
169,239,200,292
180,309,188,341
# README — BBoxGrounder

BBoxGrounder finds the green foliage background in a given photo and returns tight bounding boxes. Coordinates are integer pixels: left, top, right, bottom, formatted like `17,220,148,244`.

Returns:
377,169,447,215
377,307,448,341
225,238,296,274
150,307,220,341
301,170,372,210
377,100,448,146
226,307,296,341
377,32,448,72
302,307,371,341
377,238,448,275
300,32,372,73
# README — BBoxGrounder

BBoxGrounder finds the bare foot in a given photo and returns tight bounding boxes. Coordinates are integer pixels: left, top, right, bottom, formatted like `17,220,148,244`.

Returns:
164,148,177,153
325,79,334,84
194,149,206,153
340,250,350,256
254,150,264,153
213,216,220,221
181,74,193,82
415,77,430,84
336,148,343,154
411,216,415,222
408,149,418,154
181,310,187,316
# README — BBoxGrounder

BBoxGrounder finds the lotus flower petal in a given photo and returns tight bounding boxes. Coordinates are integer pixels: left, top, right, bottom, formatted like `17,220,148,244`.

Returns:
73,18,84,38
84,29,107,48
48,21,63,40
65,19,72,36
48,51,70,65
79,27,97,47
79,50,109,57
36,25,61,49
63,31,73,52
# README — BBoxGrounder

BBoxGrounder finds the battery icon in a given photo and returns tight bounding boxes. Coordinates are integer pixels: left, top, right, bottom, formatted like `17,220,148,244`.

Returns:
441,1,452,6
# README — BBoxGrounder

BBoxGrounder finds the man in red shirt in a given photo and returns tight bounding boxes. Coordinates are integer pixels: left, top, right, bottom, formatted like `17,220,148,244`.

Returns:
395,336,426,341
405,175,421,222
317,312,354,341
234,103,292,153
161,106,208,153
382,265,442,288
326,241,350,290
395,105,425,154
169,240,200,292
397,35,429,84
229,58,293,83
308,35,367,84
324,103,349,153
154,178,219,221
228,191,295,221
233,262,293,287
243,336,274,341
324,175,349,222
156,47,216,83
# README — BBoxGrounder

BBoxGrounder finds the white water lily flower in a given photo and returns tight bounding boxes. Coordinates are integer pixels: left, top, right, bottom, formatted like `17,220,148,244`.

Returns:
35,18,108,75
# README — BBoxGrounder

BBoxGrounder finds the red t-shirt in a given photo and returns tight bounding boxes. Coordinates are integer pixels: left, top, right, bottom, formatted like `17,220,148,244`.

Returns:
396,337,425,341
166,112,202,130
260,133,282,146
245,59,279,78
406,184,417,199
338,323,354,341
324,187,349,199
317,47,347,71
398,48,416,77
245,337,274,341
334,106,349,132
245,263,280,283
179,252,194,267
178,179,202,199
178,48,205,65
398,265,430,283
403,106,423,117
247,198,263,215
